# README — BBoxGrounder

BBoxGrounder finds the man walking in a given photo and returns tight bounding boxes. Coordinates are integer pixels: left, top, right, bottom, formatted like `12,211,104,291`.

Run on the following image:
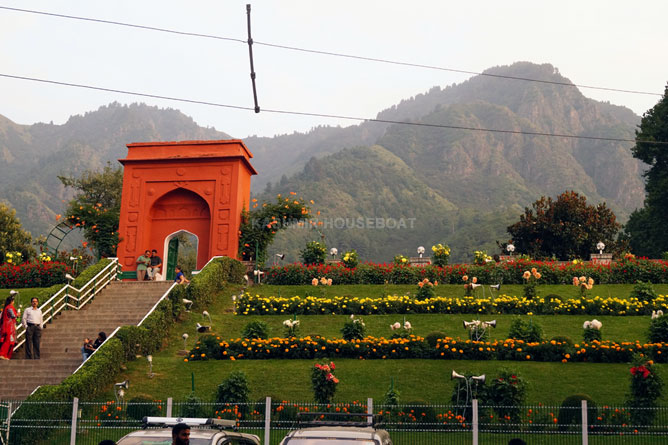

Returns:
23,297,43,359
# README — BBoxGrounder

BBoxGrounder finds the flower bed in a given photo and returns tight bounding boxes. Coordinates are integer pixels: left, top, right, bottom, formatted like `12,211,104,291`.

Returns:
234,293,668,316
0,261,74,288
187,334,668,364
264,258,668,285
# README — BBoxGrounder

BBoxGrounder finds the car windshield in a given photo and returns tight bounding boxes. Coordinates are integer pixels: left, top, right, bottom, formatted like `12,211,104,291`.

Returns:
116,438,211,445
283,440,378,444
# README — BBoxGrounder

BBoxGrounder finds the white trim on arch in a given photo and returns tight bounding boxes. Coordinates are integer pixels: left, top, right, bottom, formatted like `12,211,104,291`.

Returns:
162,229,199,282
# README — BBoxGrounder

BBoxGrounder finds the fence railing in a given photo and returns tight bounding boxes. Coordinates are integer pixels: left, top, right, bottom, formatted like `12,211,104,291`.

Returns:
3,398,668,445
13,258,121,352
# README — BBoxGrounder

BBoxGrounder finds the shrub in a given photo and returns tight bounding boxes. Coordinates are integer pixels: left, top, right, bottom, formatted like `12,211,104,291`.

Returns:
508,317,543,342
630,281,658,302
0,261,75,288
648,315,668,343
341,316,366,341
522,268,541,299
487,369,527,421
393,254,409,265
415,278,437,300
626,358,663,426
301,241,326,265
311,361,338,404
383,379,400,407
583,328,602,342
558,394,597,431
431,244,451,267
215,371,251,416
242,321,269,339
550,335,574,346
180,393,207,417
341,250,359,268
425,331,446,348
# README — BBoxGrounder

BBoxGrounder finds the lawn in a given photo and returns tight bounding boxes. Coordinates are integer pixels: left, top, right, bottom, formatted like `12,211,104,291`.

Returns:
0,287,50,308
102,283,668,406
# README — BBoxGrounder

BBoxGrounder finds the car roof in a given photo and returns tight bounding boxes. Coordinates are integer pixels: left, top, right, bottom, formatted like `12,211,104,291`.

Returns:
286,426,390,440
123,427,259,441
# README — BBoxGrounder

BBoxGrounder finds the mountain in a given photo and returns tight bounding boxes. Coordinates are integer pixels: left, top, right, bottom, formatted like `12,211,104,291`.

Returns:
0,62,646,262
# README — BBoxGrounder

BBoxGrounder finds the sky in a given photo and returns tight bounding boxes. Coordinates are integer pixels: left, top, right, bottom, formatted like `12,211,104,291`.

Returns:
1,0,667,138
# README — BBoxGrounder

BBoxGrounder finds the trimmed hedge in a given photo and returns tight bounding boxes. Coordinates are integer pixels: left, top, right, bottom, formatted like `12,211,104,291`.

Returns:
187,334,668,364
10,256,244,445
264,258,668,285
235,293,668,316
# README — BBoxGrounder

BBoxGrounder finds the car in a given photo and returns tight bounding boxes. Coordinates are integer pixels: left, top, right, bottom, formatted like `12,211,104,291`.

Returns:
115,416,261,445
278,412,392,445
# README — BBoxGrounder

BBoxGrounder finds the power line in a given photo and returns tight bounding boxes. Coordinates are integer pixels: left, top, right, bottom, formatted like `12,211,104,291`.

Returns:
2,72,664,145
0,5,662,97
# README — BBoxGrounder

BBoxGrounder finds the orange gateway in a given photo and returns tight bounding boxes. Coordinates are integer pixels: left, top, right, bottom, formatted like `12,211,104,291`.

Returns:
116,140,256,279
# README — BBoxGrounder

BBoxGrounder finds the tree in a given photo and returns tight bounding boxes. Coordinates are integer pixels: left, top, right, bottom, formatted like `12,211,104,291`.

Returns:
507,191,621,260
59,163,123,257
625,84,668,257
0,202,35,261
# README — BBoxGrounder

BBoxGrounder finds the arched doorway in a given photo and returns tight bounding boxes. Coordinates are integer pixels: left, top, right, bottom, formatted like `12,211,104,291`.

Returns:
148,188,211,278
163,230,199,280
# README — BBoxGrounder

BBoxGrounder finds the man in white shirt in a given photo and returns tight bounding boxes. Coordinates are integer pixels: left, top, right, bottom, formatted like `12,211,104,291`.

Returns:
23,297,44,359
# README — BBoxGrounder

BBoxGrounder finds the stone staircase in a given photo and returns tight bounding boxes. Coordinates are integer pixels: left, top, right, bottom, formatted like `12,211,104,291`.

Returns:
0,281,173,400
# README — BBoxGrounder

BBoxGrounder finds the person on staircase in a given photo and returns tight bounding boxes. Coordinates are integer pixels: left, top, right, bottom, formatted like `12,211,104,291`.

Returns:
23,297,44,359
0,291,20,360
148,249,162,281
136,249,151,281
174,265,190,285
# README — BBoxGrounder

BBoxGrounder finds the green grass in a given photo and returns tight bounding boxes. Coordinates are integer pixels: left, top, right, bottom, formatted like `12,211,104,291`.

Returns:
100,283,668,406
0,287,50,308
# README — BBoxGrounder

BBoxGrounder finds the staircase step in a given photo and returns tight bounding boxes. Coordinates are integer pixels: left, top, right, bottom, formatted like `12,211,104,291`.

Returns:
0,278,172,401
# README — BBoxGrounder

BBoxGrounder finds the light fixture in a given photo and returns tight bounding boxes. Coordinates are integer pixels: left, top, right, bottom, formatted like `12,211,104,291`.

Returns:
65,273,75,282
253,269,265,284
114,380,129,404
196,322,210,333
471,374,486,383
275,253,285,260
182,299,193,311
202,310,212,324
9,290,19,296
417,246,425,258
182,333,189,350
481,320,497,329
471,283,481,289
490,284,501,291
596,242,605,254
147,355,154,378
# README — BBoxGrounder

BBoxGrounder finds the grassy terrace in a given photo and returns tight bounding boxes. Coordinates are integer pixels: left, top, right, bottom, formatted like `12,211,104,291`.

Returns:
103,283,668,406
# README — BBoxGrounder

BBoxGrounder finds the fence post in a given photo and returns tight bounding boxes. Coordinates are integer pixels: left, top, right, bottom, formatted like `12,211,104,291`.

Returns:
581,399,588,445
70,397,79,445
264,397,271,445
367,398,373,425
472,399,479,445
167,398,173,417
5,401,12,444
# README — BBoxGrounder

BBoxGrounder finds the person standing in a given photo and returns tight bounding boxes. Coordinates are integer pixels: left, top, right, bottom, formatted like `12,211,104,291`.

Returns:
148,249,162,280
136,250,151,281
23,297,44,359
0,292,20,360
172,423,190,445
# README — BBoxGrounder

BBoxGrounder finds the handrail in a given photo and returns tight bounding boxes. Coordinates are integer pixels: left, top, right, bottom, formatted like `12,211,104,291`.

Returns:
13,258,121,352
137,282,178,327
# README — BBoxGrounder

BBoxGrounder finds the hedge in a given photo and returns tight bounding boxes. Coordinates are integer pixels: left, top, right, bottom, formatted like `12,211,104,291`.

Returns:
235,293,668,316
10,256,244,445
264,258,668,285
187,334,668,364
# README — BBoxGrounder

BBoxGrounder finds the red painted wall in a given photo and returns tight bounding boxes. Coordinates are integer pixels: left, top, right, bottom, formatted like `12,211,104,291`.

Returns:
116,140,256,276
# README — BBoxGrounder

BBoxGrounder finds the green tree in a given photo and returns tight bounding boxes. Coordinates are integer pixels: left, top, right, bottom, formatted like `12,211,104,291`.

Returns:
58,163,123,257
625,84,668,257
0,202,35,261
507,191,620,260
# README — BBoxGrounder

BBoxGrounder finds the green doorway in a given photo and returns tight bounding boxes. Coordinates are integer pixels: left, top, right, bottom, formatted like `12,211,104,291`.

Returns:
165,231,199,281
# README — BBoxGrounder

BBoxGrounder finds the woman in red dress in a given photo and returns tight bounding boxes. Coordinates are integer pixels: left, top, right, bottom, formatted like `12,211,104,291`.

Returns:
0,294,20,360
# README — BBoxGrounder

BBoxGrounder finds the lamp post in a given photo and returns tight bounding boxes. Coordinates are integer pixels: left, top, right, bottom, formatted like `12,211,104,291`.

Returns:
596,242,605,255
417,246,425,259
506,243,515,256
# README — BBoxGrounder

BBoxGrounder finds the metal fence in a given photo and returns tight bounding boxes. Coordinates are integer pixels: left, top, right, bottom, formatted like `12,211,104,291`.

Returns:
2,398,668,444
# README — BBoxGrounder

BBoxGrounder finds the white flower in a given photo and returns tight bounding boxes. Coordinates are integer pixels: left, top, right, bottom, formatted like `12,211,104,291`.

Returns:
294,320,300,326
283,320,294,327
652,310,664,320
330,248,338,256
583,321,592,329
350,314,355,319
591,319,602,330
404,321,412,330
391,322,401,330
417,246,425,254
506,244,515,253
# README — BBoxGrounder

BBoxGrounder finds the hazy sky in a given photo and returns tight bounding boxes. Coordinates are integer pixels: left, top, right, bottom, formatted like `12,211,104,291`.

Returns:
1,0,666,138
